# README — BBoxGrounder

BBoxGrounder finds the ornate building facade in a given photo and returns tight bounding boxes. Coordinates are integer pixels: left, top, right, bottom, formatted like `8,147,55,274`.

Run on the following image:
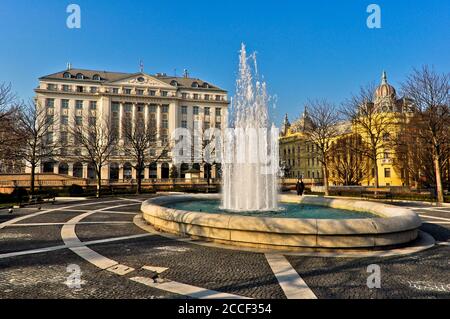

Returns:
280,72,413,187
31,67,229,180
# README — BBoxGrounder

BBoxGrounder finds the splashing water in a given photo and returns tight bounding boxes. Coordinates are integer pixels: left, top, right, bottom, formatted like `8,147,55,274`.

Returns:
222,44,280,211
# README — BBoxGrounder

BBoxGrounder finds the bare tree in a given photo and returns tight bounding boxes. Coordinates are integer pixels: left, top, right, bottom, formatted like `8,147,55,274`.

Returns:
0,83,16,122
121,115,168,194
15,101,58,194
401,66,450,203
328,133,370,186
302,99,341,196
71,115,116,198
0,83,20,162
342,84,397,188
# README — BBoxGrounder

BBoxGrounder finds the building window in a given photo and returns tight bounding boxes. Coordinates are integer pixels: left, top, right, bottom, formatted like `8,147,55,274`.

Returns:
90,87,98,93
215,122,221,129
75,116,83,126
162,105,169,113
75,100,83,109
61,99,69,109
215,95,222,101
181,120,187,128
181,106,188,114
62,85,71,92
193,94,199,100
161,91,168,97
162,119,168,129
137,89,144,95
181,93,188,99
46,98,55,108
204,122,210,129
149,90,156,96
204,94,210,101
46,115,54,125
76,86,84,93
112,88,119,94
89,116,96,126
149,104,157,113
384,168,391,178
47,84,57,91
60,115,69,125
193,106,199,115
93,74,101,81
124,88,132,95
63,72,71,79
204,107,210,116
89,101,97,110
111,102,120,112
76,73,84,79
215,108,221,116
124,103,132,112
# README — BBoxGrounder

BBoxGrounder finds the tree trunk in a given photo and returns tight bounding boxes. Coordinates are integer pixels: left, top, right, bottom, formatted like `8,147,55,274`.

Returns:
433,152,444,204
323,165,329,196
96,167,102,198
373,151,379,188
136,167,142,195
30,163,36,195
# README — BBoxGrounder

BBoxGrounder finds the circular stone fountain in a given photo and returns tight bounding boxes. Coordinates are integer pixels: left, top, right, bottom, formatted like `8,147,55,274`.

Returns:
141,194,422,250
141,45,422,251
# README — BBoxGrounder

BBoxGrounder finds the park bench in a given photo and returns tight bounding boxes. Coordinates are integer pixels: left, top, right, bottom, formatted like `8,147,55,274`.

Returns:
28,194,56,205
361,188,393,201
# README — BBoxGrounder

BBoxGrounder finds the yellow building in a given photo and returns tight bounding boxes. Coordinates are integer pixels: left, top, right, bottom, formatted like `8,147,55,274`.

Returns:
279,110,322,181
280,72,413,187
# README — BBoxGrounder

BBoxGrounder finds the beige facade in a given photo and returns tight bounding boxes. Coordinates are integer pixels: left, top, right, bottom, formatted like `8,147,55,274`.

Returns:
32,68,228,180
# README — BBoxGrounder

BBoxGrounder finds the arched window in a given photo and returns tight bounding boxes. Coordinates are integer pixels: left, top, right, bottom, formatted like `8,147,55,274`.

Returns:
76,73,84,80
73,162,83,178
191,81,199,88
63,72,71,79
170,80,178,86
92,74,101,81
58,163,69,175
123,162,132,180
202,82,210,88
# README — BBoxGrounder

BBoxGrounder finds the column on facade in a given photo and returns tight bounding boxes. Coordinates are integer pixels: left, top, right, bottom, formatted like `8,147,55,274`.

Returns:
82,163,88,179
144,166,150,180
68,163,74,177
131,166,137,180
101,165,109,181
156,104,162,141
119,164,124,181
119,102,124,140
157,163,162,179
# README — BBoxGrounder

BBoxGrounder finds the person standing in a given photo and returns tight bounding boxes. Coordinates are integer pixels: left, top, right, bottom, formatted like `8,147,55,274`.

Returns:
296,179,301,196
299,180,305,196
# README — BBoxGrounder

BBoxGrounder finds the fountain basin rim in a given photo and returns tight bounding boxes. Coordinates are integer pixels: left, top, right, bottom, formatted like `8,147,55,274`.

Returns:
141,194,422,249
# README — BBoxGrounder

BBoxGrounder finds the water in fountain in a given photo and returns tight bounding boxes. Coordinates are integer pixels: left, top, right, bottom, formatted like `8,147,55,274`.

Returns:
222,44,280,211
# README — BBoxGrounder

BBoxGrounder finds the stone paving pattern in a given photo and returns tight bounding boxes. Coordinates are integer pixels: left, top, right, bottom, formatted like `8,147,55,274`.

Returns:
0,196,449,299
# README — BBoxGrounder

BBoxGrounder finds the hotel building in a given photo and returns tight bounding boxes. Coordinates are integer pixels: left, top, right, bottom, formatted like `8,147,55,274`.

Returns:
32,67,229,180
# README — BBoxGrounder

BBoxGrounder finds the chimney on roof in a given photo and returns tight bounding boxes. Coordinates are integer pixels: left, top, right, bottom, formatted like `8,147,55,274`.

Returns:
183,69,189,78
67,62,72,70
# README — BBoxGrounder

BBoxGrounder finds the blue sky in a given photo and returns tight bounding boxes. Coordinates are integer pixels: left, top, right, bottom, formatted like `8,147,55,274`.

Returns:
0,0,449,124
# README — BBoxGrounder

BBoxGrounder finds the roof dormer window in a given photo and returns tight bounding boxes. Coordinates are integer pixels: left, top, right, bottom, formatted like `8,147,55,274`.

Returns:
192,81,199,88
93,74,101,81
171,80,178,87
76,73,84,80
63,72,71,79
203,82,210,88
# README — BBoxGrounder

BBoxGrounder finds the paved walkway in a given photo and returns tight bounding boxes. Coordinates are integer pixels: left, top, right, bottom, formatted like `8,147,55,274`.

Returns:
0,197,449,299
